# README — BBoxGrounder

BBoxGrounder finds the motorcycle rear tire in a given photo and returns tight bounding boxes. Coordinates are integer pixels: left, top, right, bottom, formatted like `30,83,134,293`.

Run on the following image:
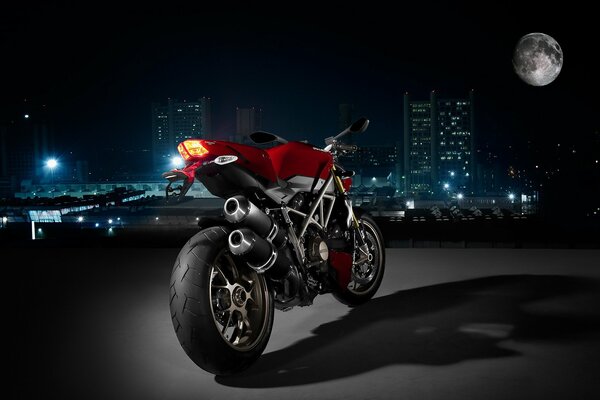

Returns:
170,226,274,375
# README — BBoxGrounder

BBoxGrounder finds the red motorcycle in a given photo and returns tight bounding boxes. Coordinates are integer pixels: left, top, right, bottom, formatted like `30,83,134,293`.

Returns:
164,118,385,375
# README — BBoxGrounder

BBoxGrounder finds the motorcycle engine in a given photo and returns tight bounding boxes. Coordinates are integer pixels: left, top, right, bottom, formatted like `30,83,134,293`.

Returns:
307,234,329,262
306,231,329,273
288,192,305,211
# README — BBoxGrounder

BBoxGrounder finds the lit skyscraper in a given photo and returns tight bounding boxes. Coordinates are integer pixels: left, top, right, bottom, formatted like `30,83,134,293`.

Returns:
152,97,211,172
403,90,475,197
403,93,433,194
435,92,475,193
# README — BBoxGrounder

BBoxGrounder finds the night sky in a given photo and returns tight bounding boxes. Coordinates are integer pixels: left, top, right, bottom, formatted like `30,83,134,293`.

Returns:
2,2,598,157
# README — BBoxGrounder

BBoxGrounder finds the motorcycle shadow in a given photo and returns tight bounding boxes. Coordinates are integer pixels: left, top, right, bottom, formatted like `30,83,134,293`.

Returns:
216,274,600,387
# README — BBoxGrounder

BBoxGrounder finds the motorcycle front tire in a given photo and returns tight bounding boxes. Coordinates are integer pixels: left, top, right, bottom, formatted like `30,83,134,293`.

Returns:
333,213,386,306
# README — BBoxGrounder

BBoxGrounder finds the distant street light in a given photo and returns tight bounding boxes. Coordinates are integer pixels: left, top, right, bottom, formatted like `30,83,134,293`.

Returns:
171,156,184,168
77,216,84,222
443,183,450,190
457,193,464,200
450,171,455,177
508,193,515,201
46,158,58,169
46,158,58,186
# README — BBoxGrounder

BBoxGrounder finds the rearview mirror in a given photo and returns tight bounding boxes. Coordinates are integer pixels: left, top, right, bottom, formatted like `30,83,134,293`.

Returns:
349,117,369,134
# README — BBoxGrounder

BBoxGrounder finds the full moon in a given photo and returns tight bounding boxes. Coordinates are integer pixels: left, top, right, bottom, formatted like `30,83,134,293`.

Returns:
513,33,563,86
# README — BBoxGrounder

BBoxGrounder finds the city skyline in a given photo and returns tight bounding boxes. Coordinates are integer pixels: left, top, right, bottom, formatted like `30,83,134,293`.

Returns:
2,94,598,191
1,2,598,219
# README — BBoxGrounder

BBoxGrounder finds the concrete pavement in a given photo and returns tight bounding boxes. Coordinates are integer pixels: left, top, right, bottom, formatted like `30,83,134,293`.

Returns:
11,248,600,399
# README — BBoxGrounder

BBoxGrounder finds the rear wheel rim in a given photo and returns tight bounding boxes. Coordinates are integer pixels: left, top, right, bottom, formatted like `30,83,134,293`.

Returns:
209,250,271,351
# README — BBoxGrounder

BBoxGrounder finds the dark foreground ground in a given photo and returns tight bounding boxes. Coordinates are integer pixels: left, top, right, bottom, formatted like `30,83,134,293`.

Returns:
9,248,600,399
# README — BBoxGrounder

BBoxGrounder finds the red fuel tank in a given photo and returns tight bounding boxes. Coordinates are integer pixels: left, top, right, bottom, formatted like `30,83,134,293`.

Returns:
181,139,333,184
266,142,333,181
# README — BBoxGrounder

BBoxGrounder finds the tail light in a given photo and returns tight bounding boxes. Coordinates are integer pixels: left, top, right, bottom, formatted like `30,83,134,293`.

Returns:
177,140,209,161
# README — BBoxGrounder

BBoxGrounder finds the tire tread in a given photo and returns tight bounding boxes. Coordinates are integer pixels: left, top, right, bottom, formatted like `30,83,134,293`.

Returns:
169,226,274,375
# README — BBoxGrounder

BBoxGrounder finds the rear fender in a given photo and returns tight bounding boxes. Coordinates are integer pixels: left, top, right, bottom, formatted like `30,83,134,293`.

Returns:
162,161,202,201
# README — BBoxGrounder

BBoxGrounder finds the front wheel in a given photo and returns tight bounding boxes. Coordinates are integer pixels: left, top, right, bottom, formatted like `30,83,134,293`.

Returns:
170,226,274,375
333,214,385,306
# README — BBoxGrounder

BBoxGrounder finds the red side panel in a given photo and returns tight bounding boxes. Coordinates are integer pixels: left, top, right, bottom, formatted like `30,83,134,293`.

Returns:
342,177,353,192
329,250,353,289
266,142,333,181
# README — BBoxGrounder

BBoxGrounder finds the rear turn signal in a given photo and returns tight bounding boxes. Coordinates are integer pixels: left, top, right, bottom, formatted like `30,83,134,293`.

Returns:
178,140,209,160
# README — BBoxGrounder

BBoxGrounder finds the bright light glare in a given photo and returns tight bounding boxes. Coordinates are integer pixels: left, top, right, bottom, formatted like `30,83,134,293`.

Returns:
508,193,515,200
77,216,84,222
108,219,113,224
171,156,184,168
450,171,455,177
457,193,464,199
46,159,58,169
24,114,30,119
95,223,100,227
443,183,450,189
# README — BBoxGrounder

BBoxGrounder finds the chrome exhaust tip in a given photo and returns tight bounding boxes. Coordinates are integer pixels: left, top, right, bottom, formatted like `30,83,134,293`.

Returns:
223,196,285,247
224,196,249,224
228,228,278,274
228,229,254,256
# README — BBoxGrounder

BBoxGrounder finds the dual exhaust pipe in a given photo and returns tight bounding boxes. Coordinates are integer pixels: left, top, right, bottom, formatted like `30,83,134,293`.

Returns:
224,196,289,277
